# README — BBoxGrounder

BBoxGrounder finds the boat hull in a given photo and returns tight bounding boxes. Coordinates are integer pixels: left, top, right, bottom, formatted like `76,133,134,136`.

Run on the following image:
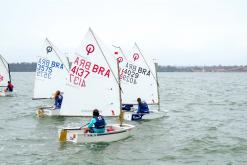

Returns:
58,124,135,143
123,110,164,121
36,107,60,117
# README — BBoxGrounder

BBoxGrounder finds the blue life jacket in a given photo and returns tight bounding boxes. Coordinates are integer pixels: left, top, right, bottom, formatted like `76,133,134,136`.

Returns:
54,95,63,109
94,115,106,129
138,101,149,113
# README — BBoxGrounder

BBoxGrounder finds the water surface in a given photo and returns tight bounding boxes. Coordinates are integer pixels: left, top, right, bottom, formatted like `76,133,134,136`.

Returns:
0,72,247,164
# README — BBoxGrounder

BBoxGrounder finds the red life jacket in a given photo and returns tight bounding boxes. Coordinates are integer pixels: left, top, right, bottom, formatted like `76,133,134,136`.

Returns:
8,83,14,91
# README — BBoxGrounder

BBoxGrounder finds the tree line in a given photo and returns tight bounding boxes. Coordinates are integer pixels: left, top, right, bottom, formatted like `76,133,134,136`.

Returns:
8,62,247,72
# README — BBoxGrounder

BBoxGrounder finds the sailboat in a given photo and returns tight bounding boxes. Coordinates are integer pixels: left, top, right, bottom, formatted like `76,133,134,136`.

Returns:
33,38,70,117
58,28,134,143
0,54,15,97
113,43,163,120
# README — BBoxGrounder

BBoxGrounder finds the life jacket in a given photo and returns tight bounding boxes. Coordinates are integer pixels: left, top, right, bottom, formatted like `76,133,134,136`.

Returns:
54,95,63,109
7,83,14,92
139,101,149,113
94,115,105,129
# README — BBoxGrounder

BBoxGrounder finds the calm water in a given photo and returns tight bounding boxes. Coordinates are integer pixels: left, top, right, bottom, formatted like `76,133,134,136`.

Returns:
0,72,247,165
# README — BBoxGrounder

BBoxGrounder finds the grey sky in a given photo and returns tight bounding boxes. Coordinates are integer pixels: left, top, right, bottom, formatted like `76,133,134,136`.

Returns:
0,0,246,65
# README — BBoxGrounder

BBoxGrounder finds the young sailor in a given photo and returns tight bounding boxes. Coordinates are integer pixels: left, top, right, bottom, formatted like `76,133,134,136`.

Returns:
53,90,63,109
137,98,149,114
4,81,14,92
84,109,106,133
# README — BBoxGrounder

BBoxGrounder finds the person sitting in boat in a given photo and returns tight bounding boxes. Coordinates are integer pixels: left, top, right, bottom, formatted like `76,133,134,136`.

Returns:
84,109,106,133
137,98,149,114
4,81,14,92
122,104,133,111
53,90,63,109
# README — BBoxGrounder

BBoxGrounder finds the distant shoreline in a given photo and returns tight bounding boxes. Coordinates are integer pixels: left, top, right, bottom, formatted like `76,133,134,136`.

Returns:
9,63,247,72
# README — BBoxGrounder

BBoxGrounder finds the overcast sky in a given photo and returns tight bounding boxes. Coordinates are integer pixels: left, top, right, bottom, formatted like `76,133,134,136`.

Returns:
0,0,246,65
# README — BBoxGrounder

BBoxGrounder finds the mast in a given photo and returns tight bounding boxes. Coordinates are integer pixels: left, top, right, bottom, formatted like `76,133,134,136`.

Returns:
155,62,160,111
8,64,11,82
117,59,124,126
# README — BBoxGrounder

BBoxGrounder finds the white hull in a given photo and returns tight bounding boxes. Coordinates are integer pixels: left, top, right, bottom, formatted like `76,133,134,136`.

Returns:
0,91,16,97
58,124,135,143
123,110,164,121
36,107,60,117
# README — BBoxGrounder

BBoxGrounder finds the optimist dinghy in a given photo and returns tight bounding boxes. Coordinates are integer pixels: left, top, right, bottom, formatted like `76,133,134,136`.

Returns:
58,28,134,143
59,124,134,143
0,54,15,97
33,39,70,117
113,43,164,121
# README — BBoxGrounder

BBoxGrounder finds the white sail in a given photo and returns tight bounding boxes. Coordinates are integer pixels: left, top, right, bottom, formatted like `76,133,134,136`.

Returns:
112,45,128,63
0,55,10,87
60,28,121,116
117,43,159,104
33,39,70,99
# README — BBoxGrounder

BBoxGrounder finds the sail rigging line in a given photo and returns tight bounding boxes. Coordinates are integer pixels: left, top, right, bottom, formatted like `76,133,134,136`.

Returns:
134,43,159,87
89,28,120,87
155,62,161,110
45,38,70,73
117,59,124,126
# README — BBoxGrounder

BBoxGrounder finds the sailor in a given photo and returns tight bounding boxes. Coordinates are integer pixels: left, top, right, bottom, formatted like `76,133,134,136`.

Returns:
84,109,106,133
137,98,149,114
53,90,63,109
4,81,14,92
